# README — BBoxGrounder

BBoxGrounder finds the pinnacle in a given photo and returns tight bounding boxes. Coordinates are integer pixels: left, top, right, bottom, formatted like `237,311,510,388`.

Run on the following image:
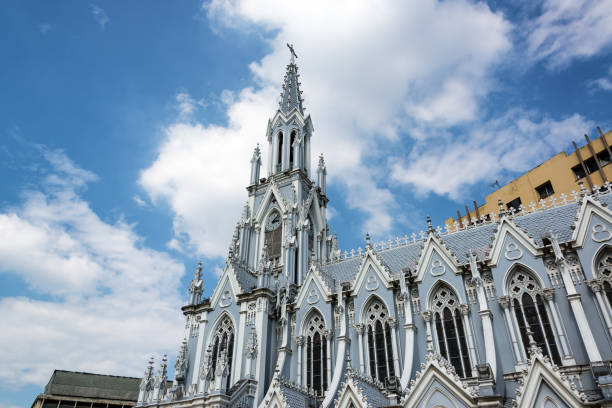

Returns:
278,46,305,115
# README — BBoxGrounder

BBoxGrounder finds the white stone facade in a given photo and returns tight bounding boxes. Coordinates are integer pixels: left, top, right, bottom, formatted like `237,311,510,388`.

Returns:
137,54,612,408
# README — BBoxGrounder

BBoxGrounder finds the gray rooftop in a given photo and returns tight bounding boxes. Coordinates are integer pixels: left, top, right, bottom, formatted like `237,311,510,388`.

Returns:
319,192,612,286
43,370,141,401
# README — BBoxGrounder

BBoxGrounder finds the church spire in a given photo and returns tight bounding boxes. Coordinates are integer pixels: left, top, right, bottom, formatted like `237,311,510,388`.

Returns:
279,44,304,115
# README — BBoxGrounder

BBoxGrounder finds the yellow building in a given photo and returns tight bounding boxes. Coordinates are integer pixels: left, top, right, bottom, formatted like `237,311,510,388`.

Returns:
446,127,612,228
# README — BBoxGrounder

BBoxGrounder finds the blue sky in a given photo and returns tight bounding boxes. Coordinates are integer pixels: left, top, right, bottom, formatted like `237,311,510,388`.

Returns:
1,1,612,406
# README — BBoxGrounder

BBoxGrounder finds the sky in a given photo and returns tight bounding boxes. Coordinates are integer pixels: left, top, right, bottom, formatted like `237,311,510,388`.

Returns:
1,1,612,406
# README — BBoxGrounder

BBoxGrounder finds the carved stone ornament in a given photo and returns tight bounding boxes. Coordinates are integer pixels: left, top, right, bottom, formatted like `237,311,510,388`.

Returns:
421,310,432,323
587,279,602,293
365,274,379,291
219,290,232,308
430,259,446,277
307,288,319,304
353,323,364,335
591,223,612,243
504,242,523,261
498,295,510,309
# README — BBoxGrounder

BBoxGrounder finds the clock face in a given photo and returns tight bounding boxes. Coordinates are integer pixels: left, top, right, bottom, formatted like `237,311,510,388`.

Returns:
266,212,282,231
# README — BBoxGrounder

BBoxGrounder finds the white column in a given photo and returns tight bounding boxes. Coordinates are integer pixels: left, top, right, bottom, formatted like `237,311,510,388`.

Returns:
296,335,304,385
354,324,365,372
324,330,332,388
303,339,308,387
254,296,270,404
541,289,571,360
282,130,290,171
499,296,523,364
191,312,208,393
422,311,434,352
364,326,371,375
468,253,497,377
588,280,612,338
557,258,603,362
233,302,247,384
388,318,400,378
271,133,279,174
459,305,477,377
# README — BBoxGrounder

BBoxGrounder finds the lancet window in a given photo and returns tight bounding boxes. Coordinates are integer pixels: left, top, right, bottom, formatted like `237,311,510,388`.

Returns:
364,299,395,384
508,269,561,365
431,286,471,378
305,312,328,396
290,130,296,167
209,315,235,391
597,251,612,307
277,131,283,171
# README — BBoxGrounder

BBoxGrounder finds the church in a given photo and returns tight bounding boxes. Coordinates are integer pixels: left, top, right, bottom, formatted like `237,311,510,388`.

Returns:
135,49,612,407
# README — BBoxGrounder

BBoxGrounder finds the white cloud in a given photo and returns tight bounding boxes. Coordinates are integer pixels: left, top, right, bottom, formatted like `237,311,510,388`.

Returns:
140,0,512,255
91,4,110,30
588,66,612,92
38,23,53,35
391,110,593,198
0,148,185,387
176,92,207,119
133,194,148,207
526,0,612,68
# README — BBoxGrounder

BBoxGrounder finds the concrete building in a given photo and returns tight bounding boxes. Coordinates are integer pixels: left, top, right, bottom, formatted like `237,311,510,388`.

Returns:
447,129,612,229
135,50,612,407
31,370,140,408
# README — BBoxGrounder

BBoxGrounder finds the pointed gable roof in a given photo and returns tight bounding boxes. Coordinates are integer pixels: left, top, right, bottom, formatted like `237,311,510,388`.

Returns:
487,217,541,267
334,367,388,408
401,352,479,408
512,345,587,408
414,233,461,282
571,196,612,247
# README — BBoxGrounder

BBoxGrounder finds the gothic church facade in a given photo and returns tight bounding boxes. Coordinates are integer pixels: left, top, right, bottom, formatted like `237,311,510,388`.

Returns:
136,53,612,407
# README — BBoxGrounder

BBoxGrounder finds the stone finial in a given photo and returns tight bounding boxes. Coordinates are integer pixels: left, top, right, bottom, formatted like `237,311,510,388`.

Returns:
426,215,433,232
365,232,371,248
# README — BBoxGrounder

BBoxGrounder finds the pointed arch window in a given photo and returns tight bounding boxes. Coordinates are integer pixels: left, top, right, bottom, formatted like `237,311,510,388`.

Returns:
305,312,328,396
277,131,283,171
431,286,471,378
289,130,296,168
508,269,561,365
208,315,235,392
597,251,612,307
363,300,395,383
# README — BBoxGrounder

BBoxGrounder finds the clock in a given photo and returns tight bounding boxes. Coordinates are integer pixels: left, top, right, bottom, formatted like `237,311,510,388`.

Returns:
266,212,282,231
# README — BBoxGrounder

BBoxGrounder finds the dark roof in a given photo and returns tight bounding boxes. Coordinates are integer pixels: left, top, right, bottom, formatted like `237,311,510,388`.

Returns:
44,370,141,401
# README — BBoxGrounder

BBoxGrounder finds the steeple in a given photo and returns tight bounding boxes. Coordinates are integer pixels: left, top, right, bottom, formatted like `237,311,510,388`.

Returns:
279,43,304,115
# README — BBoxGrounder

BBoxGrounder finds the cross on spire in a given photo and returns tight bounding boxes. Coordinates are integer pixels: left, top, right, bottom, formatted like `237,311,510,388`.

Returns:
287,43,298,63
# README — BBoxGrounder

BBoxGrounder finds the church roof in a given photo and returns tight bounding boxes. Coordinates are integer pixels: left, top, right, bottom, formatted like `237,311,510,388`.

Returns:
320,191,612,284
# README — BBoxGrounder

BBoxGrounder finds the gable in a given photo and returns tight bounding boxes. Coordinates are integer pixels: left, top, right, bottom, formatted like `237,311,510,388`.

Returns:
254,180,288,224
414,235,460,283
351,252,393,296
513,349,586,408
488,218,540,267
572,197,612,248
210,268,239,309
294,269,330,310
401,360,477,408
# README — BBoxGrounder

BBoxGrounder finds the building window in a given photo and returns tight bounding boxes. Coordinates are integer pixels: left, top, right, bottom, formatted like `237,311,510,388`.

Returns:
509,269,561,365
265,210,282,264
209,316,235,391
598,149,611,167
277,131,283,169
290,131,296,167
536,181,555,200
431,286,471,377
364,300,395,383
506,197,522,211
305,312,328,396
